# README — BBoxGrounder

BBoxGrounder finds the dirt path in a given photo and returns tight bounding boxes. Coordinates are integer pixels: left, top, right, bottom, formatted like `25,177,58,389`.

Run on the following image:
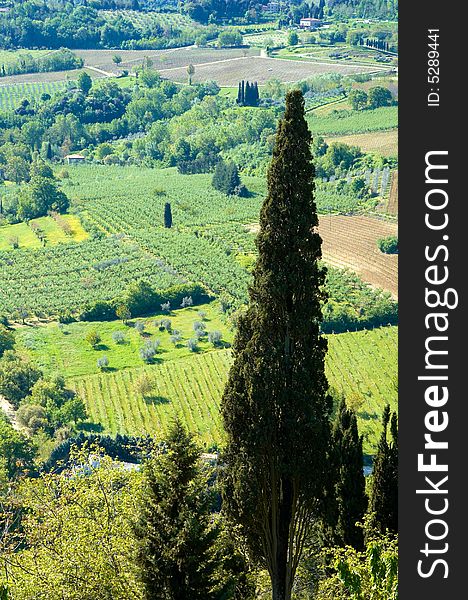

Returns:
0,395,22,432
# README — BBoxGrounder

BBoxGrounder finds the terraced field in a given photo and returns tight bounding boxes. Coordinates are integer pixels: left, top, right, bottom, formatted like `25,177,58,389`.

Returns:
70,326,398,453
319,215,398,297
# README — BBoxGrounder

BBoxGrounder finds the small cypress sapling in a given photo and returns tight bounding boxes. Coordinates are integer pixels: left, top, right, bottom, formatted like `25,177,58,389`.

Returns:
164,202,172,228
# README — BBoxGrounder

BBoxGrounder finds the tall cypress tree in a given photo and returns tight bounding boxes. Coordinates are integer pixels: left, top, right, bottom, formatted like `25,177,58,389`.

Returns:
369,405,398,534
323,398,367,550
245,81,251,105
241,80,245,105
237,81,243,105
221,90,332,600
164,202,172,228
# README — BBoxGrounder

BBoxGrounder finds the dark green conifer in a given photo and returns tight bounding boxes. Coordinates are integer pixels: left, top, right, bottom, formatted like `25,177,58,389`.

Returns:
135,419,242,600
221,90,332,600
369,405,398,534
323,398,367,550
164,202,172,228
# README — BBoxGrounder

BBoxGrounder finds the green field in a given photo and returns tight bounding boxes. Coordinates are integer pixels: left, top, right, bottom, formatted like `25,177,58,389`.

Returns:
0,80,67,109
67,325,397,453
307,105,398,135
0,165,391,318
0,49,49,66
0,215,88,251
17,302,233,378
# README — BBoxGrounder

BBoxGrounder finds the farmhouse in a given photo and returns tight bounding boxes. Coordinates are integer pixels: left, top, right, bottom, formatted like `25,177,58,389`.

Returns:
262,1,280,12
300,17,322,29
64,153,86,165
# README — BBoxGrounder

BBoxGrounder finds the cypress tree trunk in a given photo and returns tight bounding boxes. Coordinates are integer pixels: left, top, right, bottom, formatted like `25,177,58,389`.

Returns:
221,90,332,600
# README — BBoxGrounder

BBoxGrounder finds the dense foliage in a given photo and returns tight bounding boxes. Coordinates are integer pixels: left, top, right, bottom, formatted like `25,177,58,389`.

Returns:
377,235,398,254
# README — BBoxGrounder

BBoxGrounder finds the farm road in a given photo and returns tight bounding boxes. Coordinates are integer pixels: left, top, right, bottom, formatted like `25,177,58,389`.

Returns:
0,395,21,432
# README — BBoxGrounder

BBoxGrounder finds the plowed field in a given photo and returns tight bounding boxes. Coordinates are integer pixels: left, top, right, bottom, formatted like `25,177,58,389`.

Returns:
319,215,398,297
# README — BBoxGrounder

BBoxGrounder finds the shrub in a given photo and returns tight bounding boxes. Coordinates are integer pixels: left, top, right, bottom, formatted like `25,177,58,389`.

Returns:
170,331,183,346
180,296,193,308
17,404,48,433
0,325,14,357
135,374,155,398
80,301,116,322
161,302,171,313
377,236,398,254
160,319,172,332
208,330,222,346
85,330,101,349
140,340,160,363
134,321,145,336
193,321,206,333
112,331,126,344
187,338,198,352
97,356,109,371
58,312,75,324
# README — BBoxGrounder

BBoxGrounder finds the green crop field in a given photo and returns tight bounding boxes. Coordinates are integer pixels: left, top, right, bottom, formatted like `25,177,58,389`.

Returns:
0,80,67,109
0,235,185,317
307,105,398,135
0,165,392,318
68,325,397,453
99,9,203,33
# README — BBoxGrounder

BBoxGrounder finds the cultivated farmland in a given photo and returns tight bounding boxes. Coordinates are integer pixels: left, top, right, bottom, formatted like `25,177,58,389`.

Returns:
70,326,397,453
0,80,68,108
319,215,398,297
324,129,398,157
74,47,261,75
158,55,384,86
307,105,398,135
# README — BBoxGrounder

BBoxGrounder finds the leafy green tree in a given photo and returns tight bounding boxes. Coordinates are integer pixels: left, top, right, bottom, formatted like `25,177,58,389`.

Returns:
0,417,35,481
85,330,101,349
316,517,398,599
77,71,93,96
288,31,299,46
29,157,53,179
0,351,42,409
212,161,241,195
348,89,368,111
21,377,87,433
367,86,393,109
369,405,398,534
134,419,236,599
221,90,332,600
17,177,69,222
187,63,195,85
116,303,131,325
218,29,243,48
0,454,143,600
4,157,30,184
